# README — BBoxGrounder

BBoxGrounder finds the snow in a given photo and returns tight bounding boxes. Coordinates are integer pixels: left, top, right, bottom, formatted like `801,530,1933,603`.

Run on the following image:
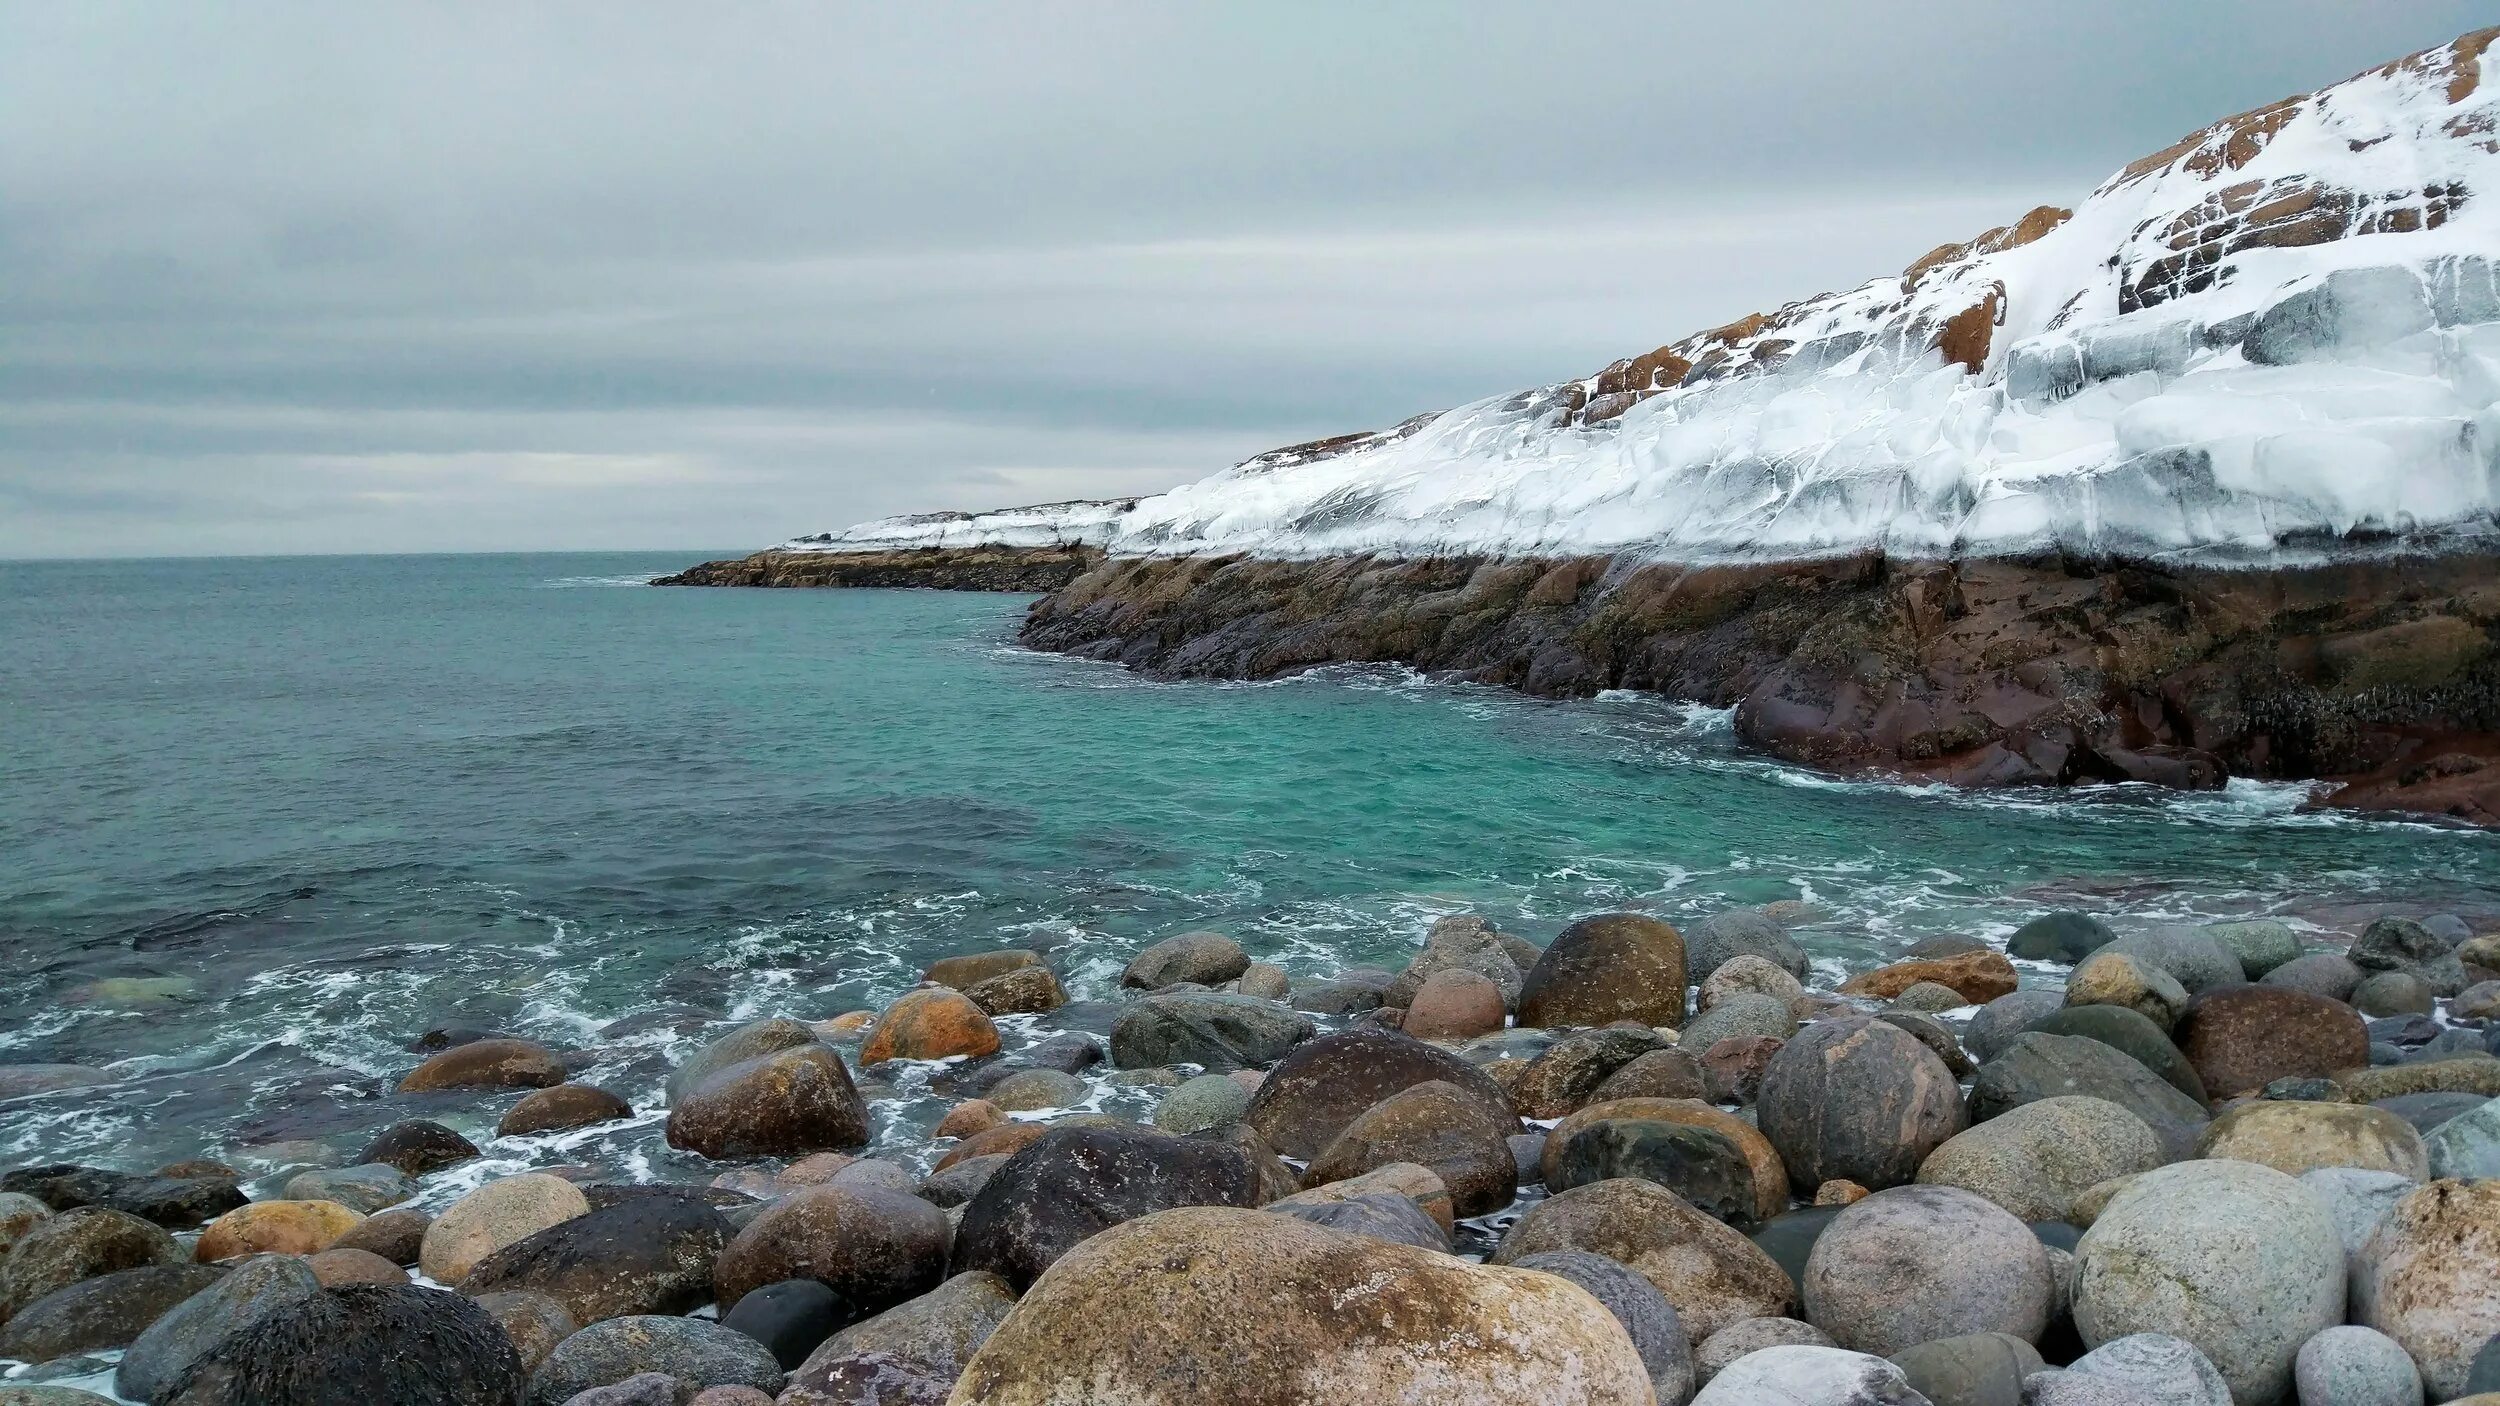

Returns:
793,32,2500,566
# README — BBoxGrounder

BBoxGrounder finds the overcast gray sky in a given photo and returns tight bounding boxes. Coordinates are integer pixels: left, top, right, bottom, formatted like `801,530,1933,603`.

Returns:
1,2,2486,558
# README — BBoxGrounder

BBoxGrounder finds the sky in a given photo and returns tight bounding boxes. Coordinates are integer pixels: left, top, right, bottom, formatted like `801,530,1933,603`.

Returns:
2,3,2490,558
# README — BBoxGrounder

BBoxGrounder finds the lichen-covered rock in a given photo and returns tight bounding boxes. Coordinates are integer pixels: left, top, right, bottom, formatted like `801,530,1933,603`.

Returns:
1509,1028,1673,1119
529,1314,784,1404
1492,1177,1794,1341
2355,1178,2500,1399
194,1201,364,1262
2202,920,2303,979
1759,1018,1966,1193
2174,984,2370,1101
1541,1098,1788,1224
1554,1118,1760,1225
952,1124,1261,1290
420,1175,591,1284
781,1271,1016,1406
1243,1028,1512,1160
1303,1078,1517,1218
1688,1345,1928,1405
1915,1096,2163,1223
0,1207,179,1320
115,1254,321,1402
1120,932,1248,990
947,1206,1655,1405
397,1037,566,1093
462,1192,732,1325
1803,1184,2053,1356
1517,913,1690,1029
2022,1004,2206,1104
2194,1100,2429,1178
157,1283,526,1406
1107,992,1314,1072
2294,1324,2423,1406
2073,1159,2345,1404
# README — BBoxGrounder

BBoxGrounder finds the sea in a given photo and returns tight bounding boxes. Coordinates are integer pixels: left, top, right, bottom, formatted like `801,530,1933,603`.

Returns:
5,550,2497,1193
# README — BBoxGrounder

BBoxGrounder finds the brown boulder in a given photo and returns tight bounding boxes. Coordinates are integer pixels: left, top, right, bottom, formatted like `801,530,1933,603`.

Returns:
331,1207,429,1265
934,1120,1048,1171
923,950,1041,989
307,1247,405,1287
1701,1035,1783,1103
664,1043,871,1160
1303,1079,1519,1218
712,1185,952,1319
963,966,1068,1017
1491,1177,1794,1340
1517,913,1689,1029
2172,984,2369,1102
1243,1028,1514,1160
1758,1018,1966,1192
1509,1028,1674,1119
1267,1162,1454,1233
934,1099,1006,1140
1589,1047,1709,1104
1837,951,2017,1005
1539,1097,1786,1223
1400,970,1507,1041
193,1201,363,1261
860,987,1001,1064
396,1037,565,1093
497,1084,633,1137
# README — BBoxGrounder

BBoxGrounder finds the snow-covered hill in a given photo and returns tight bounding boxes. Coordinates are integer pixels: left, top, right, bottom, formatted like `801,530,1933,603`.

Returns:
810,28,2500,566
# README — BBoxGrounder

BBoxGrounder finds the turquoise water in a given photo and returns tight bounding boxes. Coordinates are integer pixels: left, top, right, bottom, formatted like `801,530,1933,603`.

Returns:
4,551,2497,1180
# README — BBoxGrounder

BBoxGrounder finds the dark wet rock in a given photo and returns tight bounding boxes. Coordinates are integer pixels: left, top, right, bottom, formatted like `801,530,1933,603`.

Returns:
1383,916,1526,1011
281,1164,414,1215
1492,1177,1794,1341
2353,915,2469,995
471,1289,576,1375
1555,1117,1758,1224
499,1085,633,1138
356,1120,481,1177
462,1194,731,1326
913,1154,1008,1209
664,1039,869,1161
398,1038,566,1093
1888,1330,2043,1406
529,1315,783,1404
0,1208,180,1321
2026,1004,2207,1103
2372,1090,2489,1134
0,1167,246,1232
1152,1072,1254,1134
719,1278,839,1370
781,1270,1016,1406
1689,909,1809,981
330,1206,429,1265
1967,1032,2210,1161
556,1373,677,1406
2180,980,2370,1100
0,1384,120,1405
1120,932,1248,990
1589,1046,1711,1104
1510,1249,1695,1405
1508,1027,1674,1119
2007,912,2116,965
408,1026,501,1054
954,1124,1262,1290
2263,952,2365,1002
1289,978,1388,1016
710,1185,949,1327
983,1068,1085,1113
157,1282,526,1406
1303,1078,1518,1218
115,1254,321,1402
1681,992,1798,1051
1107,992,1314,1073
1759,1018,1966,1193
1269,1192,1449,1250
1184,1122,1299,1204
1541,1097,1789,1224
663,1018,818,1103
0,1263,224,1364
1518,913,1690,1029
1243,1027,1513,1160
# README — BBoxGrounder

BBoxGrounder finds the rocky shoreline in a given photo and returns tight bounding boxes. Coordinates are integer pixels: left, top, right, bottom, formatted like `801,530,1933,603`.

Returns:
653,546,1103,592
6,903,2500,1404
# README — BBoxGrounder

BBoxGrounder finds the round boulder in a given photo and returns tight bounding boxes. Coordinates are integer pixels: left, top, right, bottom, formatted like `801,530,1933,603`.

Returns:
1886,1331,2044,1406
1401,969,1508,1040
2173,985,2369,1102
1107,992,1315,1073
1120,932,1248,990
2194,1101,2428,1178
1697,953,1806,1014
471,1288,576,1374
530,1314,785,1403
963,965,1068,1017
1541,1098,1788,1224
1243,1028,1513,1160
664,1042,870,1160
1758,1018,1966,1193
419,1173,590,1284
2295,1324,2422,1406
2064,952,2188,1030
114,1254,321,1402
356,1120,479,1177
1492,1177,1794,1341
395,1037,565,1093
1688,909,1810,982
460,1192,732,1325
194,1201,363,1261
2007,912,2116,964
280,1165,413,1215
923,950,1040,989
712,1185,950,1320
155,1283,526,1406
0,1262,224,1366
1688,1345,1928,1406
1590,1047,1709,1105
2355,1178,2500,1399
1517,913,1690,1030
498,1084,633,1138
0,1207,179,1318
1680,992,1798,1052
1963,991,2062,1063
953,1124,1262,1290
1695,1317,1832,1383
331,1206,429,1265
1508,1249,1693,1406
2264,952,2365,1002
1803,1184,2053,1355
859,988,1001,1065
2066,1332,2230,1405
1966,1032,2210,1163
2023,1004,2206,1104
1303,1078,1517,1218
1509,1028,1675,1120
1915,1096,2163,1223
950,1206,1655,1405
1153,1073,1252,1135
1554,1118,1759,1225
2072,1159,2345,1404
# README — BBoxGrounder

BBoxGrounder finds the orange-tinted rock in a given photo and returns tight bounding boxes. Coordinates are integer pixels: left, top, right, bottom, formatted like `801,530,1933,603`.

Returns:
498,1084,633,1137
1838,950,2017,1005
397,1038,566,1093
935,1120,1048,1171
1540,1097,1787,1224
664,1044,872,1160
821,1010,876,1036
935,1099,1008,1140
1516,913,1688,1029
924,950,1041,989
1399,969,1507,1041
859,987,1001,1064
1815,1180,1871,1206
2173,984,2369,1101
1243,1028,1515,1161
307,1246,406,1286
195,1200,364,1261
1936,286,2003,374
1702,1034,1784,1104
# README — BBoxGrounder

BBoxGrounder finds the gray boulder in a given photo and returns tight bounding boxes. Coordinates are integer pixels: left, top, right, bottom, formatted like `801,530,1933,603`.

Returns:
1760,1018,1966,1193
2294,1325,2422,1406
2424,1095,2500,1179
1270,1194,1448,1252
2099,929,2241,997
117,1254,322,1403
1680,993,1798,1052
1688,1345,1928,1405
1803,1185,2052,1356
2006,913,2115,965
2264,953,2364,1002
1509,1250,1694,1406
1965,991,2063,1063
1120,932,1248,990
1887,1331,2042,1406
1688,910,1809,982
0,1263,224,1365
2066,1333,2229,1406
1108,993,1313,1072
530,1316,784,1404
1967,1033,2209,1162
2200,921,2301,979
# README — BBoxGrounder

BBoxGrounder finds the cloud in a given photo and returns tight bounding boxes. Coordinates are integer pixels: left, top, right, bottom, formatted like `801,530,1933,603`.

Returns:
0,1,2486,556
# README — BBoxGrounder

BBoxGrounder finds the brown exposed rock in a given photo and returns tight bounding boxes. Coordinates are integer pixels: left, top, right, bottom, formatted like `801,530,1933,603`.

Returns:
934,1120,1048,1171
1935,285,2002,374
1490,1176,1794,1340
1702,1034,1783,1104
498,1084,633,1138
2172,984,2369,1101
934,1100,1007,1141
860,987,1001,1065
1539,1097,1787,1224
1838,950,2018,1005
1302,1079,1519,1218
1517,913,1689,1029
924,951,1042,989
193,1201,363,1261
397,1038,566,1093
1399,969,1508,1041
961,966,1067,1017
665,1044,872,1160
1243,1028,1514,1161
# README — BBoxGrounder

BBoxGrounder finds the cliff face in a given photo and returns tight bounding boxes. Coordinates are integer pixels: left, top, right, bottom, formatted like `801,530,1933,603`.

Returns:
1022,549,2500,823
655,545,1101,591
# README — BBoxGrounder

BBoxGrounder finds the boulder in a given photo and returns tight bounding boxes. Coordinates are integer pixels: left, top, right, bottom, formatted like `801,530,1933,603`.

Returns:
0,1167,247,1231
154,1283,527,1405
331,1207,429,1265
2330,1058,2500,1102
471,1289,576,1374
984,1068,1084,1113
1492,1178,1794,1340
0,1193,48,1255
1268,1191,1448,1250
1384,918,1526,1010
1303,1078,1517,1218
1268,1162,1454,1234
2355,1178,2500,1399
1509,1249,1692,1403
2352,916,2469,996
1399,969,1508,1040
1681,992,1799,1051
1152,1072,1252,1134
114,1254,321,1402
1701,1034,1783,1104
1237,962,1292,1001
2099,929,2243,997
1697,954,1807,1013
1886,1331,2043,1406
1107,992,1314,1072
530,1315,785,1404
2194,1101,2428,1178
2007,912,2116,964
962,965,1068,1017
711,1186,949,1322
1517,913,1690,1029
664,1018,816,1103
1510,1028,1674,1119
1687,1345,1928,1405
1687,910,1809,982
190,1201,362,1262
397,1037,566,1093
2263,953,2365,1002
420,1175,591,1284
922,950,1040,989
1555,1118,1760,1224
953,1124,1262,1290
933,1121,1046,1171
2201,921,2303,979
2424,1095,2500,1178
306,1247,402,1286
1759,1018,1966,1192
2298,1166,2417,1262
356,1120,480,1176
718,1278,839,1370
0,1207,179,1319
280,1165,413,1215
948,1206,1655,1405
1967,1033,2210,1162
461,1193,732,1325
1591,1047,1709,1104
2072,1159,2345,1404
1964,991,2062,1064
499,1085,633,1138
2063,953,2187,1030
781,1270,1016,1406
2024,1005,2206,1104
1696,1317,1834,1383
663,1041,870,1160
1120,932,1248,990
1541,1098,1788,1224
0,1262,224,1364
2294,1324,2423,1406
1838,951,2018,1005
2352,972,2436,1017
1915,1097,2163,1223
1243,1028,1513,1159
859,988,1001,1065
2065,1332,2231,1405
1803,1184,2053,1355
1889,981,1968,1014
